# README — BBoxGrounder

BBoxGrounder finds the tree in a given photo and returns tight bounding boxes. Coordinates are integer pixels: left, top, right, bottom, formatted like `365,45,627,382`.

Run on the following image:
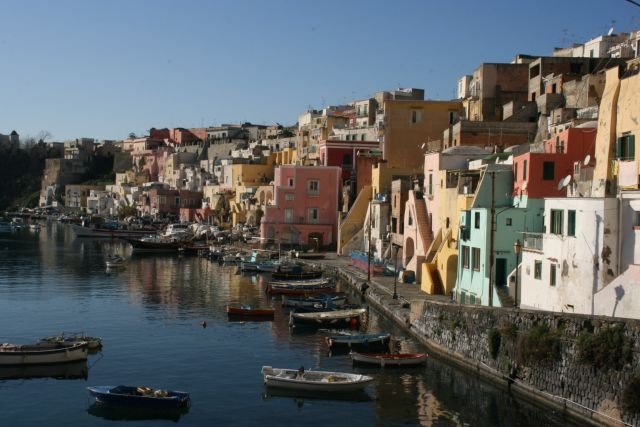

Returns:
128,132,137,139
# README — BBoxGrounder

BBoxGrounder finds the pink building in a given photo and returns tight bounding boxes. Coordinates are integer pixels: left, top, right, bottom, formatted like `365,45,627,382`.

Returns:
260,165,341,250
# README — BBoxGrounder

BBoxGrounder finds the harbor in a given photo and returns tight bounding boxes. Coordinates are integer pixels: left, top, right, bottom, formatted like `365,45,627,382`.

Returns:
0,223,573,426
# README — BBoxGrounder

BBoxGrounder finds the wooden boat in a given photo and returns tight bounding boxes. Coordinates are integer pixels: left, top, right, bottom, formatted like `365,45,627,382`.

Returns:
261,366,373,392
282,293,347,308
270,278,332,287
350,351,428,367
226,305,275,318
70,223,158,239
105,255,126,268
271,268,323,281
87,385,190,409
267,282,336,296
40,331,103,350
0,341,88,365
126,236,186,252
289,307,367,327
325,333,391,350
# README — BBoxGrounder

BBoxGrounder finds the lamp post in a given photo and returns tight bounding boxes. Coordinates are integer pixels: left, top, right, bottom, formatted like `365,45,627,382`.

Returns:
513,239,522,308
393,244,399,300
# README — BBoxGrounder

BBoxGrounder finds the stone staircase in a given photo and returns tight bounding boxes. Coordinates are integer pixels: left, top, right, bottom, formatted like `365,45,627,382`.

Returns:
495,285,514,308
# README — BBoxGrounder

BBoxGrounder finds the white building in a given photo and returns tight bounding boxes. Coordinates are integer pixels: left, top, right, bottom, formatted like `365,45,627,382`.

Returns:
519,197,618,315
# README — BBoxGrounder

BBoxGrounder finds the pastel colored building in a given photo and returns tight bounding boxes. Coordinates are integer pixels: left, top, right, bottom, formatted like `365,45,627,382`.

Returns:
260,165,341,250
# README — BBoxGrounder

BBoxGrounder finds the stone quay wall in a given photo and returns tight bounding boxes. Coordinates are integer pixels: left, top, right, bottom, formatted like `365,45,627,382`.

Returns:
322,262,640,427
411,301,640,427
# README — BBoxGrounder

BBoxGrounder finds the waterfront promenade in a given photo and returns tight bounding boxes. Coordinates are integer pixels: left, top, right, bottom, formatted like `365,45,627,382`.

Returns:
308,252,450,328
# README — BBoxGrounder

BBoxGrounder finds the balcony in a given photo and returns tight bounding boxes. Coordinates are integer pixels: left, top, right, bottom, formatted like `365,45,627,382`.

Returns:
522,232,543,252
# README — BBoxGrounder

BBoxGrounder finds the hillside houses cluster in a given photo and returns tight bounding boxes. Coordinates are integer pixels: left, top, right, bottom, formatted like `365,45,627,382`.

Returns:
33,29,640,319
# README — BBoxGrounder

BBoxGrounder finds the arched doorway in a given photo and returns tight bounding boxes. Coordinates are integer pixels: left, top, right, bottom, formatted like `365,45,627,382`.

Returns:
404,237,415,266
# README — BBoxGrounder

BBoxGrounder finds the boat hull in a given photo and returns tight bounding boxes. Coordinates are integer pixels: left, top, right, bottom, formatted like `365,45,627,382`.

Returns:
70,224,157,239
87,386,190,409
289,308,367,327
0,342,88,365
350,352,427,367
261,366,373,392
326,333,391,350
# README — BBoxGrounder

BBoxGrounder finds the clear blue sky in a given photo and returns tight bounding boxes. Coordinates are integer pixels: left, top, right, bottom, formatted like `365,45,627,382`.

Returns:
1,0,638,141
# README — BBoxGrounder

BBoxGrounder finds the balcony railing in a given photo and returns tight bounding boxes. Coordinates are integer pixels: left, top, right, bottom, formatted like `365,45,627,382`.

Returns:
522,232,543,252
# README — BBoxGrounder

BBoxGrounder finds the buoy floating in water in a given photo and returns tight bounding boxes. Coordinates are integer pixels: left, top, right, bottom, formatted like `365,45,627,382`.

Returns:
201,321,207,328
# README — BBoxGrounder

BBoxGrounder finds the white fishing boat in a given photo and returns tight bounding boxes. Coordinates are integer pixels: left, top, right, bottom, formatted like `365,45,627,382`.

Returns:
289,307,367,327
261,366,373,392
0,341,88,365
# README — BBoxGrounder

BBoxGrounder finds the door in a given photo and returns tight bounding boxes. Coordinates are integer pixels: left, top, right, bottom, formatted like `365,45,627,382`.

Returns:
495,258,507,287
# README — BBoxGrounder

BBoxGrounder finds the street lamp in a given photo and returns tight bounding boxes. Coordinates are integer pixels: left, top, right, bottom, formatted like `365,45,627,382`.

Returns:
513,239,522,308
393,244,400,300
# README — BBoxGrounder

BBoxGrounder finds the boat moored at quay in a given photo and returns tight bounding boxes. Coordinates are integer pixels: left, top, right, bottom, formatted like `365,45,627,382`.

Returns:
0,341,88,365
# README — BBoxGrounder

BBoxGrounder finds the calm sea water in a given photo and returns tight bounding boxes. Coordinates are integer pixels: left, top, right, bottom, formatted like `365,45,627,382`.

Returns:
0,223,572,426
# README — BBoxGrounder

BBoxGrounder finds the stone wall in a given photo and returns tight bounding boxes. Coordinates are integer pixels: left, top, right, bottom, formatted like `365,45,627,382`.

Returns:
412,301,640,426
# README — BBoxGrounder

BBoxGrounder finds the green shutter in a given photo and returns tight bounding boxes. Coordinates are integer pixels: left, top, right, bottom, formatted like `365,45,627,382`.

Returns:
617,138,622,159
630,135,635,158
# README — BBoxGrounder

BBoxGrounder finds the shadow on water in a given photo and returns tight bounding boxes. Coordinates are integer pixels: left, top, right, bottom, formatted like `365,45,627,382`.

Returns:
87,402,189,422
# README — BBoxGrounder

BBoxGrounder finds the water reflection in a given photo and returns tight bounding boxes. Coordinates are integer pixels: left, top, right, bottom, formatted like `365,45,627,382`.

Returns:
87,402,188,422
0,361,88,381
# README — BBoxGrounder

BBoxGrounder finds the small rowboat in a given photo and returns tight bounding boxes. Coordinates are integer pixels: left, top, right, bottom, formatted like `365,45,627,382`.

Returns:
226,305,275,318
261,366,373,392
87,385,190,409
325,333,391,350
289,308,367,327
0,341,88,365
350,352,428,367
282,293,347,308
271,269,323,281
40,331,103,351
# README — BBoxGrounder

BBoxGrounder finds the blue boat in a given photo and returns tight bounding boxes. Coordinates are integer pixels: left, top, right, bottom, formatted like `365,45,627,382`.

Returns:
87,385,190,409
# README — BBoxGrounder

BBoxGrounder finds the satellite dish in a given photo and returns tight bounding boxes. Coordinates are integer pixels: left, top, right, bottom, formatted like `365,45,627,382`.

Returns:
607,27,614,36
558,175,572,190
583,154,591,166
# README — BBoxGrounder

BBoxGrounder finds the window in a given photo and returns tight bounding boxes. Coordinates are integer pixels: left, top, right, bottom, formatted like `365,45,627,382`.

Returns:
361,134,365,141
472,247,481,271
284,208,294,223
506,218,512,226
462,246,470,269
308,208,319,224
617,135,636,161
542,161,555,181
408,214,413,226
175,197,180,207
411,110,422,124
474,212,480,229
514,162,518,181
550,264,557,286
523,160,528,181
567,210,576,236
288,178,294,187
308,180,319,194
534,260,542,279
550,209,563,235
469,294,476,305
428,174,433,196
285,193,294,201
